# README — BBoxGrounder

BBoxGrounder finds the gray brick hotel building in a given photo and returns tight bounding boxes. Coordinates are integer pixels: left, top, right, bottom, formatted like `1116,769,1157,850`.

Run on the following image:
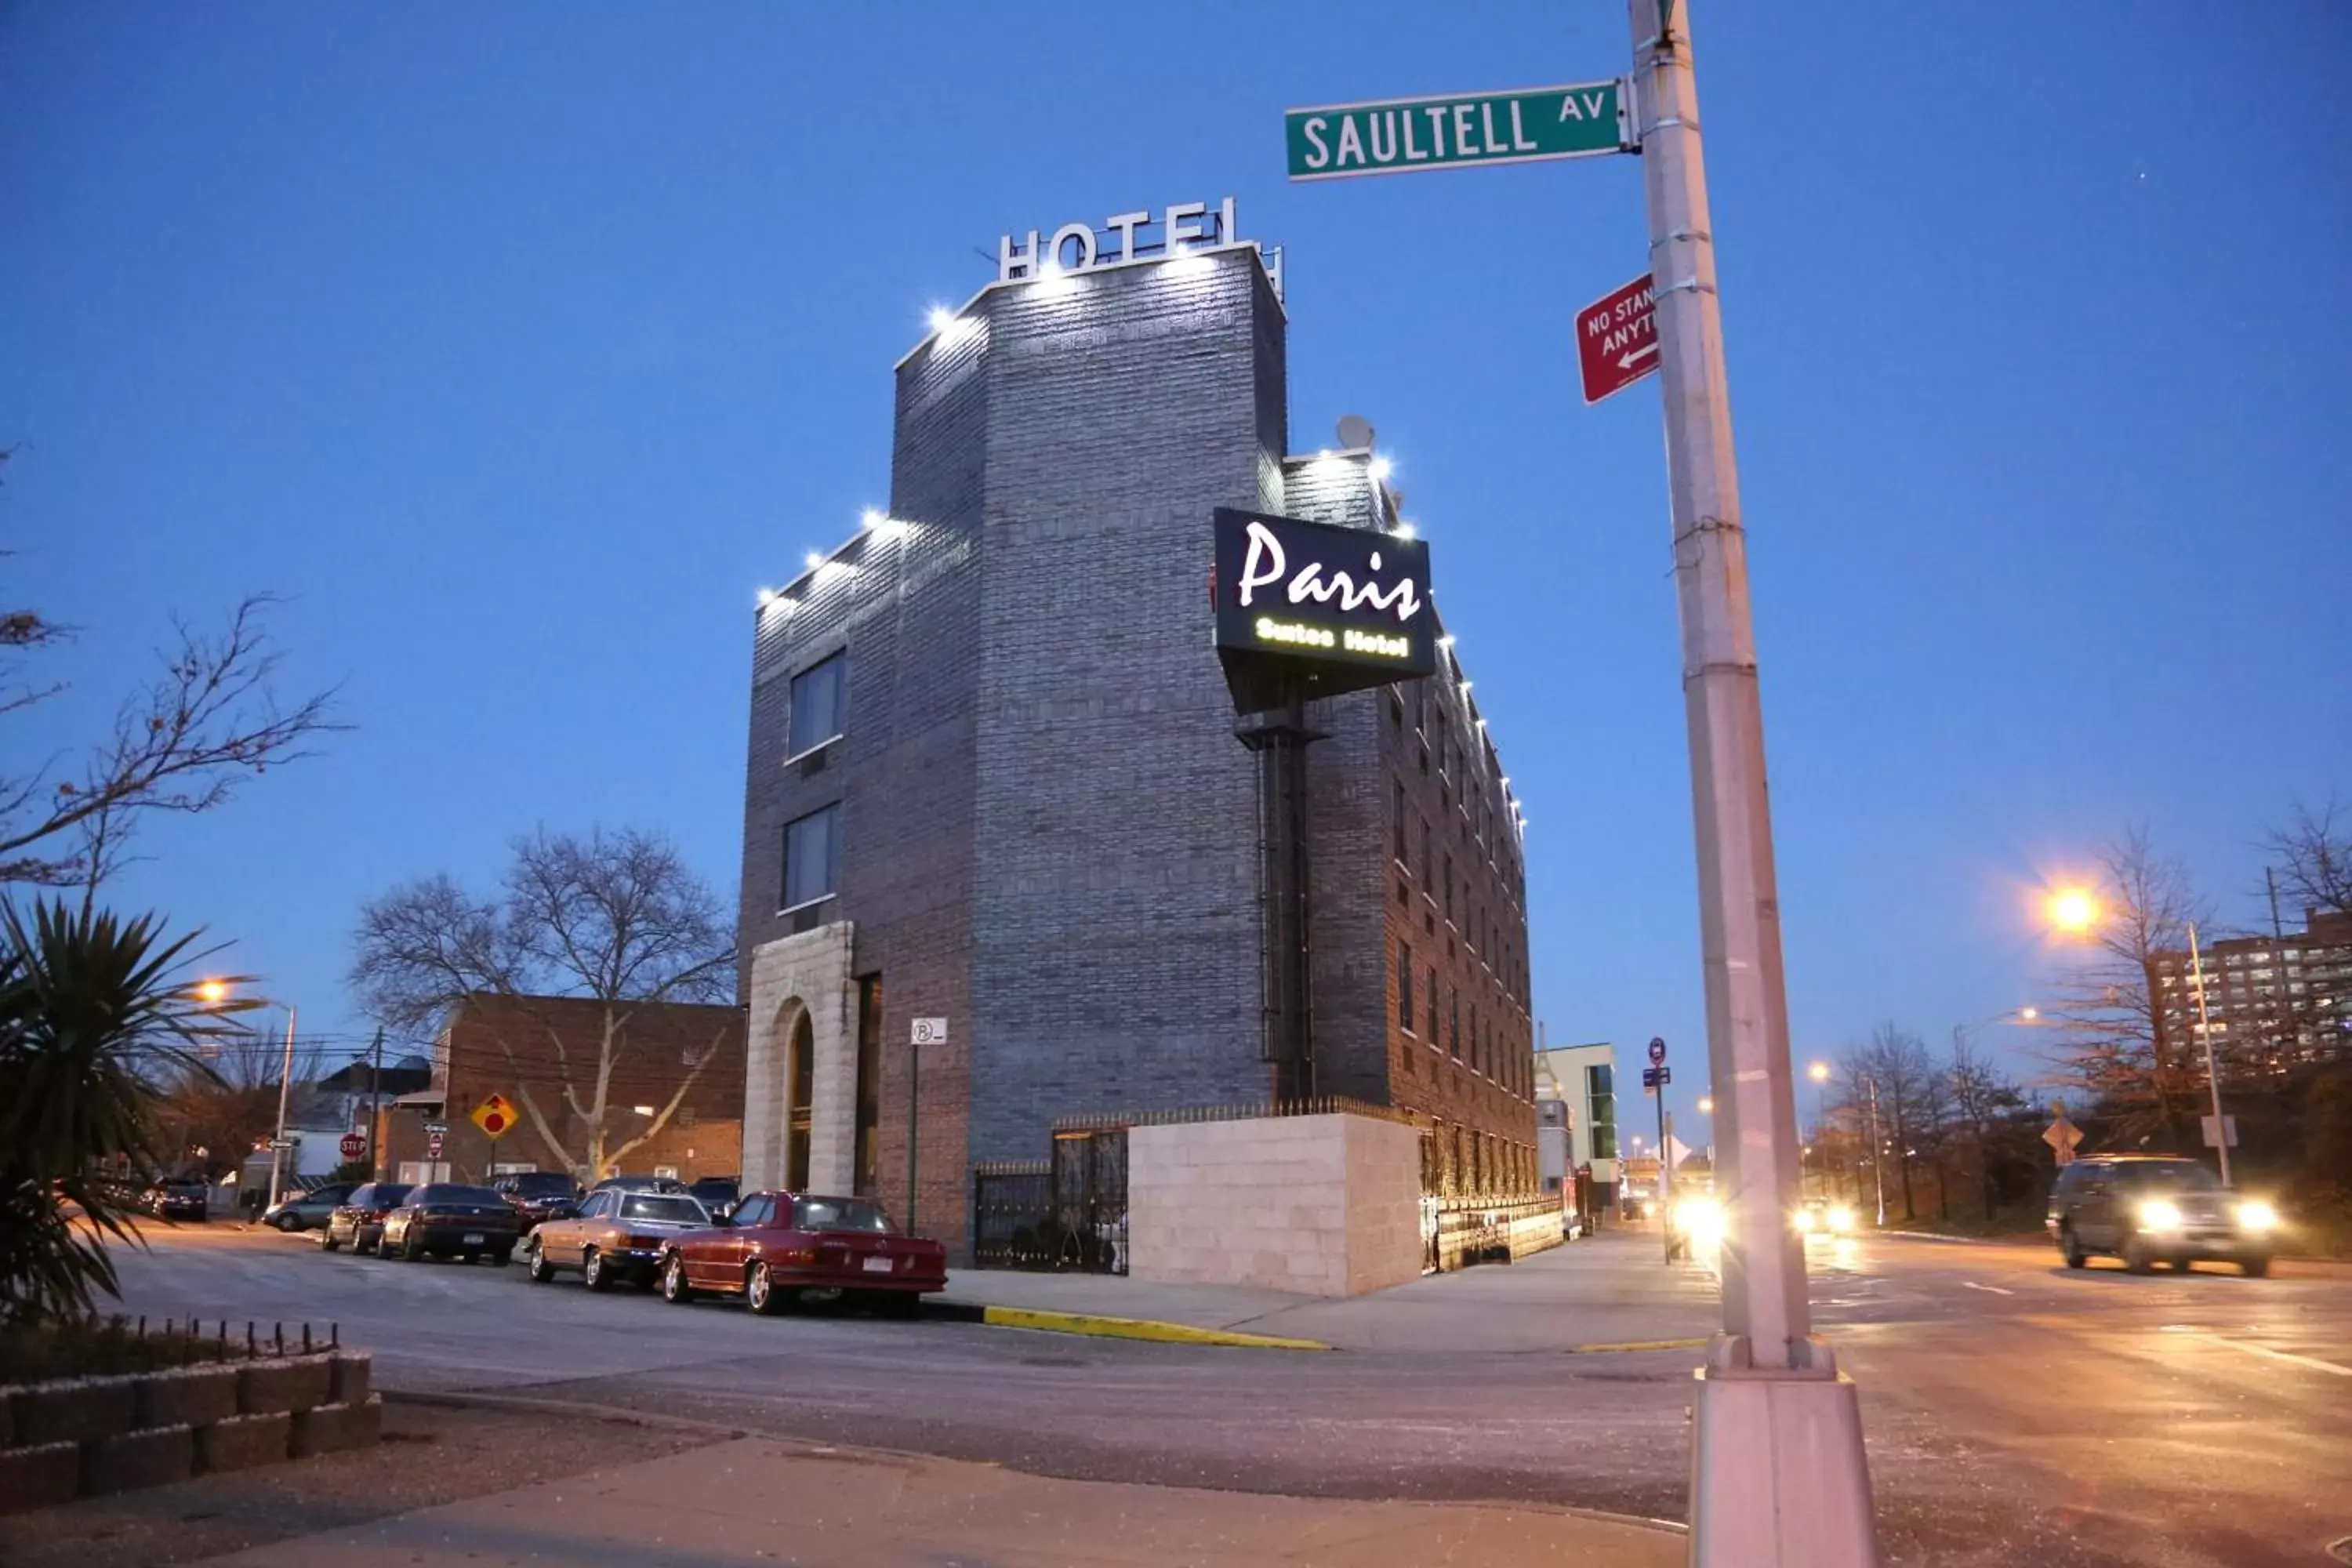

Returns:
736,208,1536,1258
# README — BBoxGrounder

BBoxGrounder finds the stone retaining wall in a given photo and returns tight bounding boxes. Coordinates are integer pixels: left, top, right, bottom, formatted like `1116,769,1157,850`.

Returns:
0,1351,376,1514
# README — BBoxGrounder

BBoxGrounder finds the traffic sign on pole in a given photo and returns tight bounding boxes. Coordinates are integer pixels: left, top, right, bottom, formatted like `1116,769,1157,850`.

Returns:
1286,81,1632,181
338,1133,366,1161
1648,1036,1668,1067
1580,274,1659,405
470,1093,517,1140
426,1130,445,1160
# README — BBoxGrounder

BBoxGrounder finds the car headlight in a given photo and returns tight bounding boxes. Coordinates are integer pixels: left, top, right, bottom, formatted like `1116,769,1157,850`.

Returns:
1675,1196,1726,1245
2137,1199,2183,1231
1828,1205,1856,1234
1793,1208,1819,1233
2236,1200,2278,1232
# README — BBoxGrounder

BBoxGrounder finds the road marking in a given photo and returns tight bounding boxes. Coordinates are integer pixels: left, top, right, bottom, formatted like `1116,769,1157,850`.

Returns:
2202,1336,2352,1378
1565,1338,1708,1354
1960,1282,2014,1296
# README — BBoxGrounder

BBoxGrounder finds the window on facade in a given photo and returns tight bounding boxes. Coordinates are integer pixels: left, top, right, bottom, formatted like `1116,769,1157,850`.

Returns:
1444,855,1454,921
1422,821,1435,885
781,804,841,909
786,652,847,756
1393,780,1408,862
1471,1005,1480,1073
1398,943,1414,1030
1427,967,1439,1042
1450,990,1461,1060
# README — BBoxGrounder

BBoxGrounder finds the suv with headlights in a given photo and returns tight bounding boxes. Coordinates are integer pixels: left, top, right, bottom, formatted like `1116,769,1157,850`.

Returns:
2047,1155,2277,1276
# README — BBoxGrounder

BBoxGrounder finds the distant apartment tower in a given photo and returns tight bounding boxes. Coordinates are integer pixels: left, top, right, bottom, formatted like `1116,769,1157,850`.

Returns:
1535,1041,1621,1210
732,208,1538,1260
2154,906,2352,1071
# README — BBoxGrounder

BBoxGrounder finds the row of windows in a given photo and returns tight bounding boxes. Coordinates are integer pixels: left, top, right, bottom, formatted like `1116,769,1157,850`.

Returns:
1397,938,1533,1098
1420,1123,1537,1200
1392,775,1528,1007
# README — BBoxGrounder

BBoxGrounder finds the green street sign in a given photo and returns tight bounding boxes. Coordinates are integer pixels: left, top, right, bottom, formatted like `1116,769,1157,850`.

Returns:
1285,82,1631,181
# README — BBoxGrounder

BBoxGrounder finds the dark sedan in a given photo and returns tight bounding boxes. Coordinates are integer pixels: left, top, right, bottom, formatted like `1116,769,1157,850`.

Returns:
658,1192,947,1316
382,1183,523,1264
145,1181,210,1222
320,1181,413,1254
492,1171,583,1231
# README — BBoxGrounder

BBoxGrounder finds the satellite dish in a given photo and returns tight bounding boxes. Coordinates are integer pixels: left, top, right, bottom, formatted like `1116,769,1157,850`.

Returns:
1334,413,1375,452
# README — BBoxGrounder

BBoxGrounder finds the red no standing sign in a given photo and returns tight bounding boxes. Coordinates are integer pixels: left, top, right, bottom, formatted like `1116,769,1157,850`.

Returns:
1578,273,1659,405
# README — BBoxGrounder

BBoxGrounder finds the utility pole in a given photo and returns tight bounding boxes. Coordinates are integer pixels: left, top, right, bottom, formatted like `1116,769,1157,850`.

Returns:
1628,5,1878,1555
267,1006,299,1210
1866,1076,1886,1229
906,1033,920,1235
366,1026,386,1181
2187,923,2231,1185
1659,1102,1675,1262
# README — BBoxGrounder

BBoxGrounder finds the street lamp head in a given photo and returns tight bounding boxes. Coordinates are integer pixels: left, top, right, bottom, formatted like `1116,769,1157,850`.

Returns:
194,978,230,1006
2018,1005,2039,1022
2045,887,2100,936
1697,1096,1714,1115
1807,1061,1831,1084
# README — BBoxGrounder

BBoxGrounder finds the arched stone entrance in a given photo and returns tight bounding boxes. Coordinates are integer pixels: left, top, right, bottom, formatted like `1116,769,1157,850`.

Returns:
742,921,858,1194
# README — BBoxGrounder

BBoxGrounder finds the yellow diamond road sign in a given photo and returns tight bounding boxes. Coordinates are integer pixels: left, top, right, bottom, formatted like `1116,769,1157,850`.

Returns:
471,1093,517,1140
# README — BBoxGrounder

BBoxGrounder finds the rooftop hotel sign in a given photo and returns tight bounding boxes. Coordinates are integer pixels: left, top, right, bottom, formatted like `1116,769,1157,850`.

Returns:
1285,82,1631,180
1212,507,1435,712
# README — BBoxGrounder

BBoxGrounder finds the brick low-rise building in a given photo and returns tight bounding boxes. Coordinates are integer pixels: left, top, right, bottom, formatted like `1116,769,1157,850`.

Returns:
381,994,746,1186
735,207,1537,1261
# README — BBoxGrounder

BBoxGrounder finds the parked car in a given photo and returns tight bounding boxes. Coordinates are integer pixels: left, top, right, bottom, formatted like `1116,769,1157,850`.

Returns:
2048,1154,2278,1276
144,1180,210,1222
592,1174,688,1196
380,1183,523,1264
686,1176,739,1217
492,1171,583,1231
1795,1197,1857,1237
523,1188,712,1290
263,1182,355,1232
657,1192,948,1316
320,1181,414,1254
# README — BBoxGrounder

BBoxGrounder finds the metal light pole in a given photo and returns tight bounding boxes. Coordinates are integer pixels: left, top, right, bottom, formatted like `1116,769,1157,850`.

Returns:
267,1005,299,1210
1628,3,1878,1555
2187,922,2231,1185
1865,1076,1886,1229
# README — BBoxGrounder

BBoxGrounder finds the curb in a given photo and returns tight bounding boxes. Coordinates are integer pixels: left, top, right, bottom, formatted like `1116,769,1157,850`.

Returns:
931,1301,1330,1352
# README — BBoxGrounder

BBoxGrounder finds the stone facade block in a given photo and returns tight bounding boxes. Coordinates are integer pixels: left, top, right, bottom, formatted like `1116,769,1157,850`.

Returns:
79,1423,194,1495
289,1395,382,1458
194,1410,292,1475
744,922,859,1194
328,1351,372,1406
237,1355,333,1417
134,1364,241,1430
0,1439,81,1514
1129,1112,1423,1296
9,1377,134,1446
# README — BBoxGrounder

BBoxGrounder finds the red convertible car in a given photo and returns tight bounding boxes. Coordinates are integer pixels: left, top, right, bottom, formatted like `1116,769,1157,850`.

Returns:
657,1192,947,1315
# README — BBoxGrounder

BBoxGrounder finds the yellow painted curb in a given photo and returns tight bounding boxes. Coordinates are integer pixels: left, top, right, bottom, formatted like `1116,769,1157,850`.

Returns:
978,1305,1330,1352
1565,1337,1709,1354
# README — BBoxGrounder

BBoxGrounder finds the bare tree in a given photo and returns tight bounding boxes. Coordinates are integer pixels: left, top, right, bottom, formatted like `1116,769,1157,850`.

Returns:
1831,1025,1939,1221
2038,826,2209,1151
349,829,737,1179
1947,1030,2027,1221
1,485,341,888
152,1028,323,1183
2263,797,2352,920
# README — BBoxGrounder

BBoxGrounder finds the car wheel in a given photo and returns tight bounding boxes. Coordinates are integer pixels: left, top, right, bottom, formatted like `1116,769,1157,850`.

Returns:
318,1229,340,1253
2122,1232,2155,1274
747,1261,781,1316
273,1213,299,1232
526,1240,554,1283
2060,1226,2086,1269
2241,1253,2272,1279
403,1232,426,1261
584,1247,613,1292
661,1254,696,1305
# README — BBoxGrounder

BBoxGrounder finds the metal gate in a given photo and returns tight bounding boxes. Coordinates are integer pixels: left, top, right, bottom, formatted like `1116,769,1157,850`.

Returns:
970,1129,1127,1274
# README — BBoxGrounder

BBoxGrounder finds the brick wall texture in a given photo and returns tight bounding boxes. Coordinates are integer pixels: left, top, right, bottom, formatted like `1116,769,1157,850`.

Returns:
738,245,1536,1259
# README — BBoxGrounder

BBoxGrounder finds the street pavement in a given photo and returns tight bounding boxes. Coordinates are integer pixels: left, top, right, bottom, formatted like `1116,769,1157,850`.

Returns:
103,1221,2352,1566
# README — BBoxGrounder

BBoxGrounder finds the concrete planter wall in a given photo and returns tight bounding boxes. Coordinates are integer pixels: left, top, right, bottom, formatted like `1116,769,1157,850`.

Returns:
0,1350,376,1515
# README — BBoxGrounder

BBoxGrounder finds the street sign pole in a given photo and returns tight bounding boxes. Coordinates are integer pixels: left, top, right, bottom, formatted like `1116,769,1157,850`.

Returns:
1628,1,1877,1559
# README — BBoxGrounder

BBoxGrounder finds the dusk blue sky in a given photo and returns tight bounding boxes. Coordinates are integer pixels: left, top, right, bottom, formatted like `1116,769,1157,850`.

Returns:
6,4,2347,1134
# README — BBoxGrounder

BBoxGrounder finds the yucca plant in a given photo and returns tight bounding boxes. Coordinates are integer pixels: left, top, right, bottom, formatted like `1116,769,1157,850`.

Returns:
0,899,249,1327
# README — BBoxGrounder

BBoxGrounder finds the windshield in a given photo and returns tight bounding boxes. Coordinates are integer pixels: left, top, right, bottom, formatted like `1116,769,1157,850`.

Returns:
619,1195,707,1225
793,1197,894,1233
2121,1162,2223,1192
361,1184,412,1207
414,1185,505,1206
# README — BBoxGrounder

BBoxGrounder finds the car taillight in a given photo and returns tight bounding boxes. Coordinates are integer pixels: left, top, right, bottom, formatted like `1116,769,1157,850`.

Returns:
778,1247,816,1264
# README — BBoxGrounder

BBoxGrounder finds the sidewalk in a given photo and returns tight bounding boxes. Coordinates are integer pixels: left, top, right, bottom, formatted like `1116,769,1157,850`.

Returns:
939,1228,1723,1353
203,1435,1683,1567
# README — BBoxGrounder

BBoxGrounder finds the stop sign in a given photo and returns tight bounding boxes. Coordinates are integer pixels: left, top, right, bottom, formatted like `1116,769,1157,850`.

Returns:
339,1133,366,1160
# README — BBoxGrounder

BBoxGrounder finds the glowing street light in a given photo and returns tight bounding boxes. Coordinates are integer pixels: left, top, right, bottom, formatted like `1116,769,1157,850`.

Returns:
2045,887,2100,936
194,978,231,1006
1806,1061,1831,1085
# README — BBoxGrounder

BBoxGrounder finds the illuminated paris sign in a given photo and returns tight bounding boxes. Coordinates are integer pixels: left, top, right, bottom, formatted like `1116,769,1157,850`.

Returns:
1212,507,1436,710
1000,198,1245,283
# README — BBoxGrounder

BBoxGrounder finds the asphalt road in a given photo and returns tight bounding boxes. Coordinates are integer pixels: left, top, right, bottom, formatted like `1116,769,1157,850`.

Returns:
105,1222,2352,1567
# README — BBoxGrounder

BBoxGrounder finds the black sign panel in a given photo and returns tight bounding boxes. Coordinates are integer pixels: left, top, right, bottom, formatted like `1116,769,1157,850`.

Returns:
1211,506,1435,712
